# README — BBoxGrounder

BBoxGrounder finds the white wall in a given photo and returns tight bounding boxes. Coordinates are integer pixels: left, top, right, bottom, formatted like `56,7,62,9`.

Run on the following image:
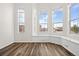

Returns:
0,3,14,49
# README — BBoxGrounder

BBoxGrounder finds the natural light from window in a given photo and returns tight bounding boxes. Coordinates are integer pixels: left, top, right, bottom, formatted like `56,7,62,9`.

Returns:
52,9,64,32
18,9,25,32
39,11,48,32
70,4,79,33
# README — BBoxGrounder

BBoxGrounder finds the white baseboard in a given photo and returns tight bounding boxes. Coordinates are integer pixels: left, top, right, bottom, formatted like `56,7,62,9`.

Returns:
0,42,14,49
14,41,50,43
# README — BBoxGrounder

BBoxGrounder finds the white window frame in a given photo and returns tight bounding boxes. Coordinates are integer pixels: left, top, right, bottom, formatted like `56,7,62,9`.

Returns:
51,8,64,34
70,4,79,34
38,10,48,32
17,8,25,32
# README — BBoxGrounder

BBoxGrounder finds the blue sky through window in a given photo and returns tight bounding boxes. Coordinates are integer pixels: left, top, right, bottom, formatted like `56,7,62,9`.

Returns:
52,9,64,28
39,11,48,28
39,4,79,28
19,13,24,23
71,4,79,20
39,11,48,24
52,10,64,24
70,4,79,27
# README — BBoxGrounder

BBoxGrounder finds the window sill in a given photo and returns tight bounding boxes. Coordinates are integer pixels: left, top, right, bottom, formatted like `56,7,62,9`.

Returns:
32,34,79,44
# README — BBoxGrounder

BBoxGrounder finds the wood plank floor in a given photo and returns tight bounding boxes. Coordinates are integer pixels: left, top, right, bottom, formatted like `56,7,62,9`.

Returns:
0,43,74,56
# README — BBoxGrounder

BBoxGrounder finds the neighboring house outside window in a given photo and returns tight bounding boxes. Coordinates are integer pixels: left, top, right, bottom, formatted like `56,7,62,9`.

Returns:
52,9,64,32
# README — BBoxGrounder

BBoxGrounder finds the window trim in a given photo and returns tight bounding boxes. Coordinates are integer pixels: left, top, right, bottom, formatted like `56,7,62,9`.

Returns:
52,8,64,33
38,10,48,32
17,8,25,33
70,4,79,34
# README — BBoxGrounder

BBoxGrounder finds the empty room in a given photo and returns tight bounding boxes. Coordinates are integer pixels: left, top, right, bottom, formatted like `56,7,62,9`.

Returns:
0,3,79,56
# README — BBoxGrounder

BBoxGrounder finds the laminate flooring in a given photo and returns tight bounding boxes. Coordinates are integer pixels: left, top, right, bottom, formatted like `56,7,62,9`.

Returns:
0,43,74,56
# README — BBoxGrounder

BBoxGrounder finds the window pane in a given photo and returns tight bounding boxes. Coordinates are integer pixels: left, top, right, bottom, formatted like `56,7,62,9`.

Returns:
39,11,48,32
52,9,64,32
18,9,24,13
18,9,25,32
70,4,79,33
18,13,24,24
19,25,25,32
40,23,48,31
